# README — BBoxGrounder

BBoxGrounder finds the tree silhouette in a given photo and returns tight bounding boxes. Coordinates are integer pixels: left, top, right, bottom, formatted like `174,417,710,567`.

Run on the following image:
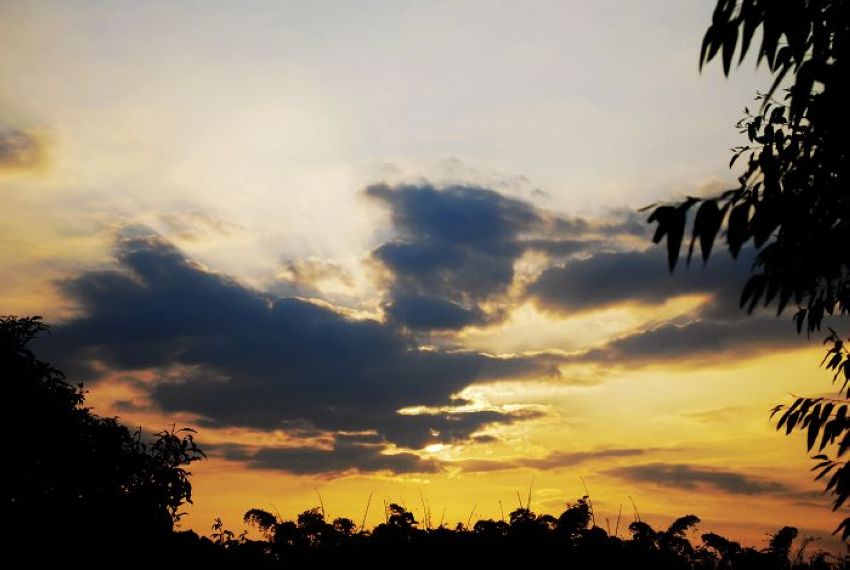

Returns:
645,0,849,539
228,499,844,568
3,315,205,562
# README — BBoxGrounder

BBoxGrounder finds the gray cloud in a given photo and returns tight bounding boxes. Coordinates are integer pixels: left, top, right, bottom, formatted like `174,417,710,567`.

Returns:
526,244,814,365
46,232,556,456
607,463,789,495
384,293,488,331
527,247,751,315
213,437,440,476
367,183,635,331
368,183,541,307
578,316,804,364
0,127,45,171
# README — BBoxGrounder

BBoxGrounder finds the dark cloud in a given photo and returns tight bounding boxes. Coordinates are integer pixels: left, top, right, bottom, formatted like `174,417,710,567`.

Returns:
213,438,440,476
526,245,813,364
471,434,500,444
47,232,556,456
600,208,654,238
577,313,805,365
527,247,751,314
523,238,597,256
339,408,545,450
457,447,652,473
385,293,488,331
368,183,539,304
366,183,622,331
607,463,789,495
0,127,45,171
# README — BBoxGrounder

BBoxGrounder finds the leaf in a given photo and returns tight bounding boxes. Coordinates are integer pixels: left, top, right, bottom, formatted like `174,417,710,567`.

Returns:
740,274,766,313
722,23,738,76
688,200,722,264
794,309,807,333
726,202,750,258
751,201,779,247
785,411,800,434
738,0,757,64
648,206,673,244
699,27,715,70
814,462,837,481
807,414,821,450
649,201,696,272
776,284,795,316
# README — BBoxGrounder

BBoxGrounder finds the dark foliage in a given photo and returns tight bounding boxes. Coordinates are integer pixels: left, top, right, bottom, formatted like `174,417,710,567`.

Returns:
177,501,848,569
3,315,205,564
645,0,849,539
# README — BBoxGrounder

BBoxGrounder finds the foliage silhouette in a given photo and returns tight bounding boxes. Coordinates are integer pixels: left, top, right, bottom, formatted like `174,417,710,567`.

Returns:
214,499,847,569
4,315,205,563
645,0,849,540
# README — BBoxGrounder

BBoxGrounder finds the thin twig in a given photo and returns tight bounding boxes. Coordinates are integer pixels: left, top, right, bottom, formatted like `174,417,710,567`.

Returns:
615,504,623,537
419,488,430,530
628,496,641,523
359,491,373,534
580,478,595,527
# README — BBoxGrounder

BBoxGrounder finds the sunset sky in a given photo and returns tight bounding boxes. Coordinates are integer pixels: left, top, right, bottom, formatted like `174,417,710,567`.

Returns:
1,0,839,549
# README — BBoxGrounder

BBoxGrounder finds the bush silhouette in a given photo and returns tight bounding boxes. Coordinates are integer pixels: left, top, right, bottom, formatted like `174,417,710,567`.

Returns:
4,315,205,563
645,0,850,539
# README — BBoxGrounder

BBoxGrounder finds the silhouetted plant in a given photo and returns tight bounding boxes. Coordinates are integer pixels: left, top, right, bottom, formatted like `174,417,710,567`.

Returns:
3,315,205,562
387,503,417,529
220,498,847,569
645,0,849,539
557,495,592,538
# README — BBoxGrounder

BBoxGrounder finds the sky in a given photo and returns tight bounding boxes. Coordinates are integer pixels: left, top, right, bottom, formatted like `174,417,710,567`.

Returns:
1,0,841,550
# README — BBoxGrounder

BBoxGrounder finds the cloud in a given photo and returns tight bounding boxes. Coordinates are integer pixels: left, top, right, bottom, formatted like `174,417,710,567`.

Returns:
682,406,743,423
273,257,357,299
524,448,653,469
526,248,750,315
0,127,46,172
368,183,541,306
526,245,811,365
157,210,242,241
577,313,804,365
607,463,789,495
457,447,653,473
367,183,639,331
213,436,441,476
385,293,488,331
275,258,353,289
47,231,556,454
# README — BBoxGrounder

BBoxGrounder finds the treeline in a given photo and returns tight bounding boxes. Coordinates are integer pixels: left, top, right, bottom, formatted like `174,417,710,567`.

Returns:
168,501,845,570
4,315,847,568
